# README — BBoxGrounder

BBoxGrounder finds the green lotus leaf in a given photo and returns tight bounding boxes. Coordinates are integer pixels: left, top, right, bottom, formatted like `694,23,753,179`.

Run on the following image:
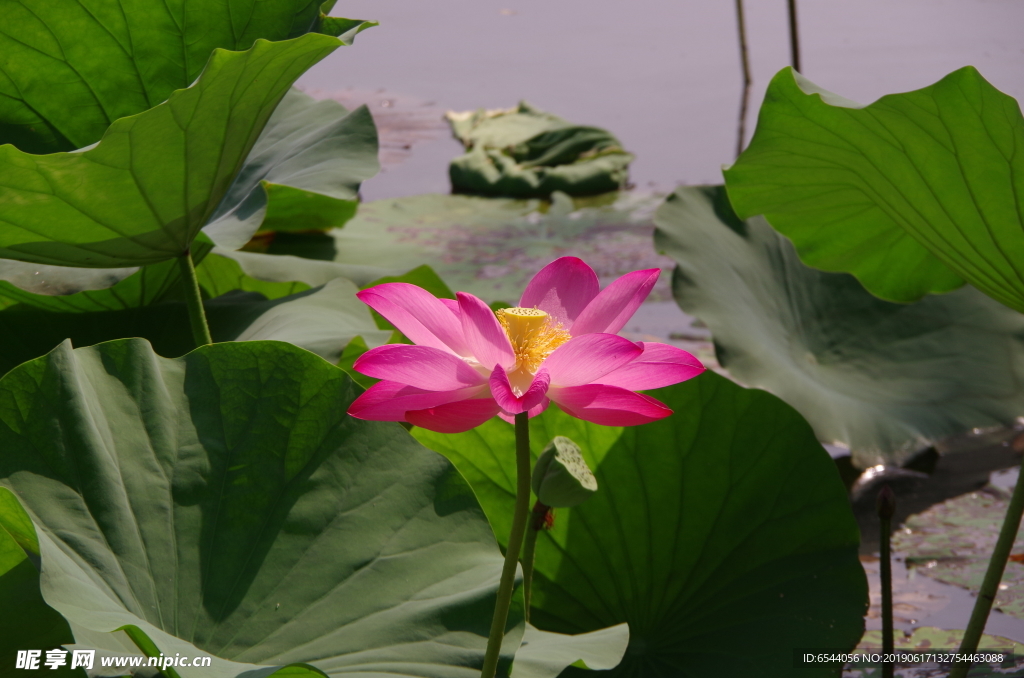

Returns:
0,488,83,677
0,0,374,153
511,623,629,678
363,264,457,300
0,240,215,313
195,252,309,300
0,83,379,298
655,186,1024,467
1,86,378,300
215,248,392,290
203,88,379,249
724,66,1024,311
0,260,139,303
316,13,379,43
0,339,520,677
414,371,866,677
226,279,391,363
0,242,300,313
0,34,340,269
0,277,390,376
0,268,137,312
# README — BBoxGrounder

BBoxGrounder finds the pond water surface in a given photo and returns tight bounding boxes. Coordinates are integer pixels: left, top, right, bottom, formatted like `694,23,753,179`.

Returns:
298,0,1024,199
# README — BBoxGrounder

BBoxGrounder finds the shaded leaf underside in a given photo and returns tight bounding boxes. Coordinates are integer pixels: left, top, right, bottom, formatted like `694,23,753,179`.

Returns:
654,186,1024,467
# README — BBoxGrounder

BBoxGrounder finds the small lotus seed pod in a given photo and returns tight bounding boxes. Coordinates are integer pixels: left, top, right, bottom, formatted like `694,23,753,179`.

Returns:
531,436,598,507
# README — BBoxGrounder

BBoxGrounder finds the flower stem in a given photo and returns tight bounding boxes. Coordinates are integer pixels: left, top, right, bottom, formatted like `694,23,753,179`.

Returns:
480,412,532,678
521,501,548,622
178,249,212,347
786,0,801,72
120,625,184,678
950,460,1024,678
877,485,895,678
733,0,752,159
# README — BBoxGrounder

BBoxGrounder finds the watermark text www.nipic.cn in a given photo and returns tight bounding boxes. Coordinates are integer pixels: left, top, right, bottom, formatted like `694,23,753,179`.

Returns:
15,650,214,671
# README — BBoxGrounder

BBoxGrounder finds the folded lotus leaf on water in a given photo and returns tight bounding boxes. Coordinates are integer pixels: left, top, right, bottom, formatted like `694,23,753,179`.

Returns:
446,101,633,198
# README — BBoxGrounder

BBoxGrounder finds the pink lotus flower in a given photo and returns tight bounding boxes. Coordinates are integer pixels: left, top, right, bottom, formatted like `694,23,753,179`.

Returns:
347,257,705,433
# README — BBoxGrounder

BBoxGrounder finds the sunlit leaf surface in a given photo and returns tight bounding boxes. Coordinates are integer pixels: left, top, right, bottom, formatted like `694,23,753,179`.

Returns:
0,0,372,153
725,67,1024,310
0,35,339,268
